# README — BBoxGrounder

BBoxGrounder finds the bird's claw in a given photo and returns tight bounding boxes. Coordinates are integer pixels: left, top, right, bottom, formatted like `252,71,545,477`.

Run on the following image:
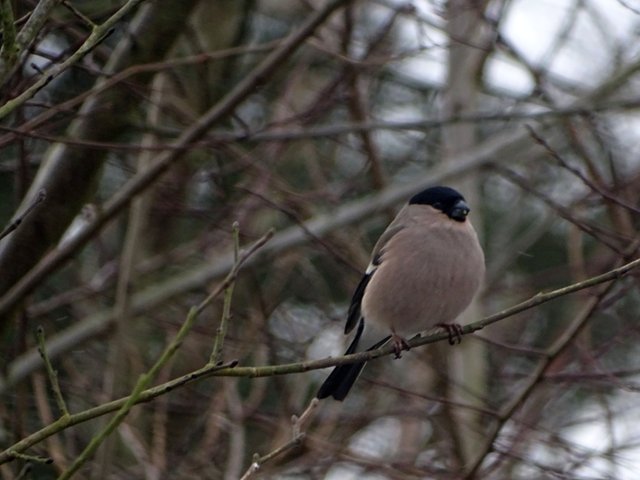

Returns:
437,323,464,345
391,333,410,358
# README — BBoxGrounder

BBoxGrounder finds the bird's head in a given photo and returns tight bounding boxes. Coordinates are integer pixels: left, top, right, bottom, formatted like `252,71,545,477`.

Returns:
409,186,470,222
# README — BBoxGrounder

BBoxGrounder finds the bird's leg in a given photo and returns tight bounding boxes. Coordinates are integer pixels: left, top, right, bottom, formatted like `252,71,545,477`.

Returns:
436,323,464,345
390,328,410,359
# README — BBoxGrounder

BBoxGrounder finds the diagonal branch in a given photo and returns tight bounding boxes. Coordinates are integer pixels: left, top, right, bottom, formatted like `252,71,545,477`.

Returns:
0,189,46,241
463,246,640,478
1,227,273,467
0,0,63,86
0,0,353,321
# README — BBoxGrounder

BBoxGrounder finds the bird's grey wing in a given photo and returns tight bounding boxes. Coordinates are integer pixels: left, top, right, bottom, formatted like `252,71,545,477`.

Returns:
344,223,405,334
369,223,406,263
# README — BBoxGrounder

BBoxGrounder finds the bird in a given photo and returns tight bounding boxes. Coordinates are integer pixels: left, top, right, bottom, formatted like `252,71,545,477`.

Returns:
316,186,485,401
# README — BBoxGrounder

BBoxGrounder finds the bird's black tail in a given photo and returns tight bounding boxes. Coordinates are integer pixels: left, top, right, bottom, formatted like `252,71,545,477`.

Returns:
316,320,390,401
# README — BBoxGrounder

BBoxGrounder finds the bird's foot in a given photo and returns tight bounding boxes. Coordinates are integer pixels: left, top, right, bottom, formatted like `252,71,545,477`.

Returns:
391,333,410,359
437,323,464,345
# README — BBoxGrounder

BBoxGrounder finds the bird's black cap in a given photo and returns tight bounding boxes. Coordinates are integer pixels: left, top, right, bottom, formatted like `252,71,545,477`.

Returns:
409,186,470,222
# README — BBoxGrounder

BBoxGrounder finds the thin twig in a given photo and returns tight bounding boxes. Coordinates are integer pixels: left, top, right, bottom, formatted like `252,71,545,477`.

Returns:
61,0,96,28
210,222,241,364
493,165,625,253
199,228,274,317
35,326,69,418
0,0,145,121
239,400,318,480
5,449,52,465
0,189,46,241
293,397,319,437
242,188,362,274
526,125,640,215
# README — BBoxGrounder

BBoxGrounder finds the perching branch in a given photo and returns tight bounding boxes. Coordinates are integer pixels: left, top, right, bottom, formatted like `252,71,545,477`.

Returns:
2,251,638,466
1,128,540,388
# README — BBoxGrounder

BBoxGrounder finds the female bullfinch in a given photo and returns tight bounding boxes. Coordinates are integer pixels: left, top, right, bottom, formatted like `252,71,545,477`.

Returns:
317,186,485,401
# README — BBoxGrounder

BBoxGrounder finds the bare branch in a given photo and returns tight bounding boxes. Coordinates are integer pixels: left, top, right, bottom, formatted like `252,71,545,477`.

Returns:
527,125,640,215
35,326,69,418
0,189,46,242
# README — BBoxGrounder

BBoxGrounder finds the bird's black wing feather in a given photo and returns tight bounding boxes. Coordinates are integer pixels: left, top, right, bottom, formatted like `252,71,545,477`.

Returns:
316,318,391,401
344,252,382,334
318,251,387,400
316,318,365,400
344,273,371,334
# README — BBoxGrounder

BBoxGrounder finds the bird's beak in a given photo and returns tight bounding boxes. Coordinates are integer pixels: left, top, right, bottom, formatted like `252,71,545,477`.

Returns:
450,199,470,221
